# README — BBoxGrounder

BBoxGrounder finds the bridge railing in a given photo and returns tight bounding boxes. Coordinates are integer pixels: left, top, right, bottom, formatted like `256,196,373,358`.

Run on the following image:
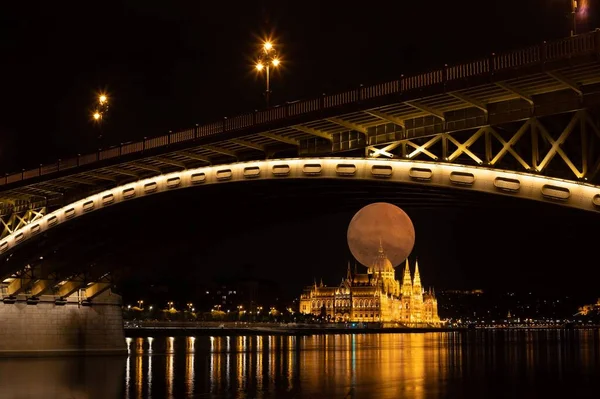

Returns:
2,30,599,189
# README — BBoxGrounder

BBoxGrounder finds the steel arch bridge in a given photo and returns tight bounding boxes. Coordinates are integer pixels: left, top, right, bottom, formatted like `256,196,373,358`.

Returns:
1,156,600,256
0,30,600,298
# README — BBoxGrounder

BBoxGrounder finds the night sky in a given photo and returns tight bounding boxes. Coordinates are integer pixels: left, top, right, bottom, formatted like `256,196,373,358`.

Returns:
1,1,599,302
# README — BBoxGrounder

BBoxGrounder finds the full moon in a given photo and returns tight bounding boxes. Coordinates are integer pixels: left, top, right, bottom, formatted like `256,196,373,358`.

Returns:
347,202,415,268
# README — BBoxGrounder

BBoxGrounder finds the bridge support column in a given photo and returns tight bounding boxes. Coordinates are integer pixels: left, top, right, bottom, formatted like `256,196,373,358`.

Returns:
0,287,126,357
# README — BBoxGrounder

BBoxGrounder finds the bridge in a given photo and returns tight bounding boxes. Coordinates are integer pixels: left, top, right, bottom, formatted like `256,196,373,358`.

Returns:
0,30,598,355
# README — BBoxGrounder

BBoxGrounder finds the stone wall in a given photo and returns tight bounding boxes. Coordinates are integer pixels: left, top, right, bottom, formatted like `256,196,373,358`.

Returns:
0,289,126,356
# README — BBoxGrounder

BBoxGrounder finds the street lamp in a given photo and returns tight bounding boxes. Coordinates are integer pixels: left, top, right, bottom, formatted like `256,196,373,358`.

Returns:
255,40,281,108
571,0,578,36
570,0,588,36
92,92,109,122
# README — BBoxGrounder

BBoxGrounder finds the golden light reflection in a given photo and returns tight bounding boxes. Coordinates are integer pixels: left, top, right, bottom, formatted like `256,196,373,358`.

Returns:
186,338,195,397
210,337,222,394
237,337,245,391
287,335,296,391
125,353,132,399
135,354,143,399
298,334,448,397
256,336,263,393
187,336,195,353
136,337,144,354
268,336,277,392
147,350,152,399
226,336,231,390
166,337,174,399
166,336,175,354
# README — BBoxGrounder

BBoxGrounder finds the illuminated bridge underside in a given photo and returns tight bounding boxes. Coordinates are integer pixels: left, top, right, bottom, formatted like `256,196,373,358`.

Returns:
1,157,599,258
1,31,599,234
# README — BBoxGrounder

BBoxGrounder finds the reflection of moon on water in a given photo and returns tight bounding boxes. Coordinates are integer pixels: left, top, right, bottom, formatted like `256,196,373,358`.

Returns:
347,202,415,268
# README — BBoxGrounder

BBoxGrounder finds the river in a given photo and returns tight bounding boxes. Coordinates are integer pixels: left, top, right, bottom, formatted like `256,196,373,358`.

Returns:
0,330,598,398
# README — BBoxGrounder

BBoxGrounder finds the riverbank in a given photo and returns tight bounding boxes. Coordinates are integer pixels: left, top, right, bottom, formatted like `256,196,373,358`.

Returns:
124,326,464,337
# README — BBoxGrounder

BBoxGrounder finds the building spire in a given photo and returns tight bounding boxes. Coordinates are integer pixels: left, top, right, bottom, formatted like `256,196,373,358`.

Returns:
413,259,422,290
347,261,352,281
378,237,384,253
320,277,324,287
354,262,358,275
401,259,413,297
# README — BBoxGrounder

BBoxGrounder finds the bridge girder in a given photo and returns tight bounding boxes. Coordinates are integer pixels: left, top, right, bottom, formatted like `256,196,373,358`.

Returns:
0,154,599,259
366,109,600,183
229,139,266,152
1,206,46,239
291,125,333,141
259,132,300,146
0,30,598,222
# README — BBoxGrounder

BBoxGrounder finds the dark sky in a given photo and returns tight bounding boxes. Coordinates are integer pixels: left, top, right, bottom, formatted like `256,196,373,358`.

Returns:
1,1,599,303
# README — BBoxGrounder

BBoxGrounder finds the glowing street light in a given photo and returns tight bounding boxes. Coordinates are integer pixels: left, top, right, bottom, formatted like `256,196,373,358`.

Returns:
92,92,109,124
255,39,282,108
570,0,589,36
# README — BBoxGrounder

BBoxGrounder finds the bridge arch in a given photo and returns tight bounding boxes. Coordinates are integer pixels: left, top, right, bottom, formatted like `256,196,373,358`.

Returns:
1,157,599,256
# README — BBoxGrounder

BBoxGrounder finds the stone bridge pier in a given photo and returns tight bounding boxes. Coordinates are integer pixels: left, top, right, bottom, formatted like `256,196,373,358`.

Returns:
0,288,126,356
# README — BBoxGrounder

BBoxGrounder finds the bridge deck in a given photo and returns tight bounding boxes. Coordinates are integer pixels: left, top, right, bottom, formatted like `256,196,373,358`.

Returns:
1,30,599,214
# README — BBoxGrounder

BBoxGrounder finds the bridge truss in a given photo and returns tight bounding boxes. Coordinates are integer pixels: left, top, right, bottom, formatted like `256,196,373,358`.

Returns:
0,30,599,293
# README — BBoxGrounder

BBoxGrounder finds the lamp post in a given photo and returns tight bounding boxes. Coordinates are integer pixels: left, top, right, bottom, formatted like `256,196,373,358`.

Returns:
571,0,578,36
92,93,109,147
255,40,281,108
93,93,109,122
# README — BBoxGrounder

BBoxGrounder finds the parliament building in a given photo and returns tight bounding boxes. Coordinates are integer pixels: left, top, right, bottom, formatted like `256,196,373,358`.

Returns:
299,243,440,325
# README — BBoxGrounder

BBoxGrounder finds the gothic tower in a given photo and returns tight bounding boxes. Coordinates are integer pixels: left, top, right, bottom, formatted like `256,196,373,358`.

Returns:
401,259,413,321
411,259,424,323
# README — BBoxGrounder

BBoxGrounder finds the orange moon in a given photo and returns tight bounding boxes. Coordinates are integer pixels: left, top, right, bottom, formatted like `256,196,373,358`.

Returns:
347,202,415,268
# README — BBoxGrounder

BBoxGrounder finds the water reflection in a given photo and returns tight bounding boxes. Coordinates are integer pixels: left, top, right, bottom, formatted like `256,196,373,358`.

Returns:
166,337,174,398
0,330,599,398
186,336,195,397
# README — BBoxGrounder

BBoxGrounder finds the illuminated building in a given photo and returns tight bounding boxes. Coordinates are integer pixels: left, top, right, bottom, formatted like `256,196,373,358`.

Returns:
299,243,440,325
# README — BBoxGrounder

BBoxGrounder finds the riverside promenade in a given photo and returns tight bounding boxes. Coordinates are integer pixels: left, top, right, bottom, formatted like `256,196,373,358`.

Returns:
124,321,463,337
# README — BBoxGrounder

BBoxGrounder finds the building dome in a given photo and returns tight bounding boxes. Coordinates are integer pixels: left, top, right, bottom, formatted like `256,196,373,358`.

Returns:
370,241,394,272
